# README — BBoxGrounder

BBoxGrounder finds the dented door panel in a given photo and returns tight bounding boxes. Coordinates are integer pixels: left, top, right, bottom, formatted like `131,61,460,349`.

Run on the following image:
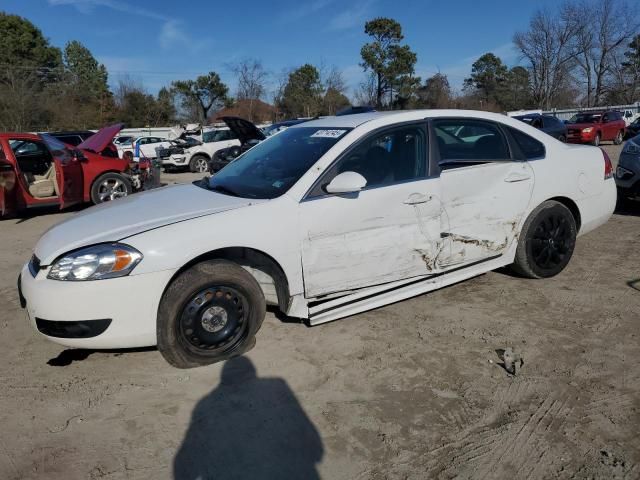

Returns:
300,179,443,298
438,161,534,267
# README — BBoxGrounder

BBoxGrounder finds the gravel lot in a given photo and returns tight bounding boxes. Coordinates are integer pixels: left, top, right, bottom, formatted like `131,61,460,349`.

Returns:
1,144,638,479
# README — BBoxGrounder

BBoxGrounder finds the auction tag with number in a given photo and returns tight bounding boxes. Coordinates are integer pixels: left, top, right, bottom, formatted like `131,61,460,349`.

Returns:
310,129,347,138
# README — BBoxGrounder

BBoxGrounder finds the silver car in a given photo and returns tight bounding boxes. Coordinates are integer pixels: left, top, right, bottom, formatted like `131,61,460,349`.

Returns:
616,133,640,204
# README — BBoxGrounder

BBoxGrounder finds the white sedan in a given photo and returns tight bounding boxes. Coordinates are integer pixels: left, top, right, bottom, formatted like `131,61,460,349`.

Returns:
18,110,616,368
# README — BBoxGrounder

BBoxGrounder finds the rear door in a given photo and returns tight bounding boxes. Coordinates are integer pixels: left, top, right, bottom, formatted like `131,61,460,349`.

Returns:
40,135,83,209
0,141,17,216
433,118,535,267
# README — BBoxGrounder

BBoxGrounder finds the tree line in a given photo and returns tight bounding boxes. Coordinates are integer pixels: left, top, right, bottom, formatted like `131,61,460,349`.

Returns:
1,0,639,131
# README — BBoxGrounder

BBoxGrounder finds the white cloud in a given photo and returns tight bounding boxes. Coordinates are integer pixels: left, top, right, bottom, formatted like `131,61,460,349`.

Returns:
278,0,336,24
47,0,170,21
327,0,374,31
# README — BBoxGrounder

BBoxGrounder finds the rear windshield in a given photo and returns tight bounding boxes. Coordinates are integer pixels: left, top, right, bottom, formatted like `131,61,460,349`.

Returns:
201,127,350,199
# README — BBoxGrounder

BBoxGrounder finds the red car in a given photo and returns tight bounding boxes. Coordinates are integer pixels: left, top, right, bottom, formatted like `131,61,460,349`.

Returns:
565,110,626,146
0,124,134,217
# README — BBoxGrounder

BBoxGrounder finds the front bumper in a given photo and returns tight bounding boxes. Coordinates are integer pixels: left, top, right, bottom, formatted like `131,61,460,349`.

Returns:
162,155,188,167
19,263,176,349
566,131,595,143
615,152,640,196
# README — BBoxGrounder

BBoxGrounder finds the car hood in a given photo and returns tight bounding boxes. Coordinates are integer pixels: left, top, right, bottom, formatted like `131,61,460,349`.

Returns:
78,123,124,153
35,183,262,264
221,116,266,144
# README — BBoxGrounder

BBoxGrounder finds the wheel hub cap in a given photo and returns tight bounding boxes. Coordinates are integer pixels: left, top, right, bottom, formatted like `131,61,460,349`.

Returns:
201,306,228,332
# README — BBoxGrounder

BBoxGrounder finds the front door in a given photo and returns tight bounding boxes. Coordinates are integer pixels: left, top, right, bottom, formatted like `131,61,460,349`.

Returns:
299,123,443,298
433,118,534,267
0,143,17,217
40,135,84,209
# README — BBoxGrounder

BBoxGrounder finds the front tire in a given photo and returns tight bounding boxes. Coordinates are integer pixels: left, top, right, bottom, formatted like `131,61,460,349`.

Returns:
558,135,566,143
614,130,624,145
592,133,601,146
157,260,266,368
90,172,132,204
189,155,209,173
511,201,577,279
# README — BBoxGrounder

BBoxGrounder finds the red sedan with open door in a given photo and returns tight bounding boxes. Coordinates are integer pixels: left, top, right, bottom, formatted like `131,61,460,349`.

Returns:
0,124,134,218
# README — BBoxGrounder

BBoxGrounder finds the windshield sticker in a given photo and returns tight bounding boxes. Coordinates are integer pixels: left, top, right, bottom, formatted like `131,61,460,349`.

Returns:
272,180,284,188
310,129,347,139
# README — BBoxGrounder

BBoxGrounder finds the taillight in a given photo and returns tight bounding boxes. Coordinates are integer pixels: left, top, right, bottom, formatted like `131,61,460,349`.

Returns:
601,149,613,179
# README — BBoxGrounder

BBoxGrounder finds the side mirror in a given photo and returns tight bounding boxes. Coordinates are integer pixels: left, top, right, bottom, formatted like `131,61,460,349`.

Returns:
74,150,88,162
325,171,367,194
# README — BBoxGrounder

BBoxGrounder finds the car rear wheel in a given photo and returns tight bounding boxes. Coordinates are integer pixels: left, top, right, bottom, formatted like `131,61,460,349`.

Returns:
511,200,577,279
558,135,566,143
157,260,266,368
614,130,624,145
90,172,132,204
189,155,209,173
592,133,601,146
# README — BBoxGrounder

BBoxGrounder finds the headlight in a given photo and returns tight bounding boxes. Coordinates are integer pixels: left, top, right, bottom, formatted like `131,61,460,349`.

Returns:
623,140,640,154
47,244,142,281
582,127,593,133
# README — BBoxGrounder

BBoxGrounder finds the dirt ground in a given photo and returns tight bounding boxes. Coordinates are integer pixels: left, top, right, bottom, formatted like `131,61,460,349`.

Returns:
0,144,638,480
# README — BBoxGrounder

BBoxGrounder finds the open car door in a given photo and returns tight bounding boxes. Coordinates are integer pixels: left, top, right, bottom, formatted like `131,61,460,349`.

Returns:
0,154,17,217
40,134,84,209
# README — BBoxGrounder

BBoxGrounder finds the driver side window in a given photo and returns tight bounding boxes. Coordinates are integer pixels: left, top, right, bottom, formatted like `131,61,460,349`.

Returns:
311,125,427,196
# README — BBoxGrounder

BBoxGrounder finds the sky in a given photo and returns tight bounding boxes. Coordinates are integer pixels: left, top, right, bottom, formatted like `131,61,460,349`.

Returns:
2,0,561,100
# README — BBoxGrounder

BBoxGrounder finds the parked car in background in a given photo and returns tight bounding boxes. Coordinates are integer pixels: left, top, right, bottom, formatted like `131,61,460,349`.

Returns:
616,133,640,205
47,130,95,146
0,124,138,217
18,110,615,368
565,110,626,146
113,135,133,147
161,128,239,173
514,114,567,141
262,119,310,137
208,117,266,173
624,117,640,139
119,136,171,160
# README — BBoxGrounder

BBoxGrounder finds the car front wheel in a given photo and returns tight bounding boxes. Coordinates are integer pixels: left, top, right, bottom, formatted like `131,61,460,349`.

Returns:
157,260,266,368
189,155,209,173
90,172,132,204
592,133,601,146
511,200,577,279
614,130,624,145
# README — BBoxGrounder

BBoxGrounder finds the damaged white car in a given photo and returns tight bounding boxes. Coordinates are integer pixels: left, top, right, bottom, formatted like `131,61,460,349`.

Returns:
18,110,616,368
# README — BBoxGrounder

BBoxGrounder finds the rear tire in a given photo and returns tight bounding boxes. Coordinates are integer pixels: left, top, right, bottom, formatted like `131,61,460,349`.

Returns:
511,201,577,279
157,260,266,369
558,135,566,143
189,155,209,173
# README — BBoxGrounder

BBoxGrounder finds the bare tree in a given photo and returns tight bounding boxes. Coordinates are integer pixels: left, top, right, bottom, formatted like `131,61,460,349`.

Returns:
272,68,291,120
514,6,582,109
569,0,639,106
230,58,269,122
354,72,377,106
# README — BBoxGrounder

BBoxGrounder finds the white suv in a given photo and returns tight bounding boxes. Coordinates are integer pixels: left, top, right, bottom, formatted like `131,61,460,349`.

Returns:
162,128,240,172
119,136,171,160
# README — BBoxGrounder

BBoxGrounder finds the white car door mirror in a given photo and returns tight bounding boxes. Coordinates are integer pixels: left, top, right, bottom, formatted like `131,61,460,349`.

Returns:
325,171,367,194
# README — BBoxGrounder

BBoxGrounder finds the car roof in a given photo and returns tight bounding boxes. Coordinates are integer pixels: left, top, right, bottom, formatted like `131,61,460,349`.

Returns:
291,109,524,129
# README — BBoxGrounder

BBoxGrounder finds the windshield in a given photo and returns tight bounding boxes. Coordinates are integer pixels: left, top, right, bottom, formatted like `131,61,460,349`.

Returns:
203,130,231,143
202,126,350,199
569,113,601,124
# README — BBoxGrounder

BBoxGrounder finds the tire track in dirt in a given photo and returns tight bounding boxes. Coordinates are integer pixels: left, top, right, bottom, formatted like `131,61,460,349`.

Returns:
426,380,579,479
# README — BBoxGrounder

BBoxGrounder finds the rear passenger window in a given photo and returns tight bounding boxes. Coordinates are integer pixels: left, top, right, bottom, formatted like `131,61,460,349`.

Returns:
508,127,546,159
434,119,510,167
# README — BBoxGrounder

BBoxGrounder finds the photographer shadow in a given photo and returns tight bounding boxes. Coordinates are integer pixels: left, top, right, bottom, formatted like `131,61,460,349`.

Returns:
174,356,323,480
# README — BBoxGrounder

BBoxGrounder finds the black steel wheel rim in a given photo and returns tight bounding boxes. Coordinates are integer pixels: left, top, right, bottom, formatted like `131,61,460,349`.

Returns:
179,286,248,353
531,214,571,270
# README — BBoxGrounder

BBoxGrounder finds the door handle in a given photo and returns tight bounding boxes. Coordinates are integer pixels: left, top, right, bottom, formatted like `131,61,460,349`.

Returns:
404,193,431,205
504,171,531,183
